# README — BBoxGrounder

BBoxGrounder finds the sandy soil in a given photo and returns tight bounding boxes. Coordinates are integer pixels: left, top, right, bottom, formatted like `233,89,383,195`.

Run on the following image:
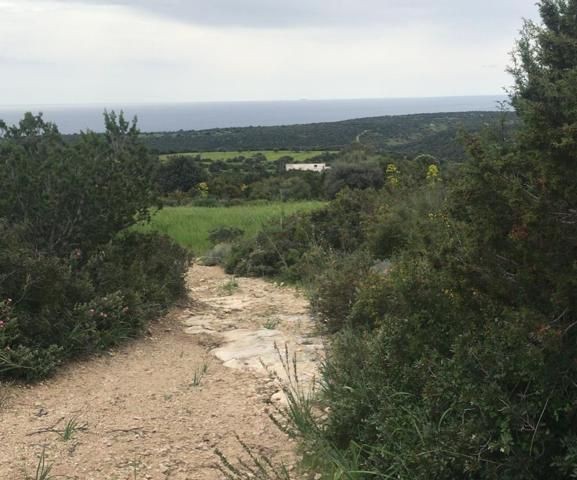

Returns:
0,265,322,479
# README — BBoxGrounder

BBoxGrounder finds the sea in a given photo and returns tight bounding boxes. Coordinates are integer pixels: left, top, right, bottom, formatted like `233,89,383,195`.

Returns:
0,95,508,134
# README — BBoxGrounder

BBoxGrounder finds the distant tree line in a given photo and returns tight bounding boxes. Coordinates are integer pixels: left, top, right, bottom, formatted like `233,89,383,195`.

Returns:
132,111,518,161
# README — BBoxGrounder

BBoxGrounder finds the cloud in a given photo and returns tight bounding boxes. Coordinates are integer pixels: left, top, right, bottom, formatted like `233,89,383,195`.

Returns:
31,0,535,30
0,0,539,105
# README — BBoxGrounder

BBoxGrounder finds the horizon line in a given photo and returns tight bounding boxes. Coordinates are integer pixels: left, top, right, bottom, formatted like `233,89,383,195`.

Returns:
0,94,508,110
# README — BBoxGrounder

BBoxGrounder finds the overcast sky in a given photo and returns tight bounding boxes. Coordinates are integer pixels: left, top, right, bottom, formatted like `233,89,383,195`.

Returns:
0,0,539,106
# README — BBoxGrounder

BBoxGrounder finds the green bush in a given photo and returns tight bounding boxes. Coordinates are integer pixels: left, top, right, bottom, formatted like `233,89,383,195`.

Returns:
0,230,189,381
225,212,314,279
308,251,372,332
208,226,245,245
0,114,190,381
249,175,314,201
294,4,577,478
224,188,380,281
0,112,159,256
86,232,190,308
155,154,207,194
324,163,384,199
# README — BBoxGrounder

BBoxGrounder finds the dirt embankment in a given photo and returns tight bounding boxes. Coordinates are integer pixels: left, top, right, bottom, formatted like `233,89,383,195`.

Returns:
0,265,322,479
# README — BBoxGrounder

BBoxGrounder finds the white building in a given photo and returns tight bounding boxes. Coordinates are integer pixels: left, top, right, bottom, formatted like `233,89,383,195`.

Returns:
285,163,329,172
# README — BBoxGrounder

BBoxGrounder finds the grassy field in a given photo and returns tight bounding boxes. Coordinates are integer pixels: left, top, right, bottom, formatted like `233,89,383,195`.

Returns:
160,150,336,162
136,201,325,254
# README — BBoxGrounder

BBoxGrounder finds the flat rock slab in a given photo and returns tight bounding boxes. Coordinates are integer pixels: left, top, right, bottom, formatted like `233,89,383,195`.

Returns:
211,329,285,375
183,266,323,395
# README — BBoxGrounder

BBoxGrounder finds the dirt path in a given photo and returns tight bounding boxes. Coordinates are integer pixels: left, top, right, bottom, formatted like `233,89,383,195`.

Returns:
0,265,322,479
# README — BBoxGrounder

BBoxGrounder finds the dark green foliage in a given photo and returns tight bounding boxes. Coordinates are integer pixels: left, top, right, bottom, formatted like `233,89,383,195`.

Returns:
308,188,380,252
249,175,314,201
324,163,384,199
225,188,379,280
0,112,158,256
208,226,245,245
308,250,372,333
366,184,447,259
294,3,577,479
155,155,207,194
225,213,314,279
231,4,577,478
138,112,518,161
0,230,189,381
86,232,189,311
209,173,246,200
0,114,190,381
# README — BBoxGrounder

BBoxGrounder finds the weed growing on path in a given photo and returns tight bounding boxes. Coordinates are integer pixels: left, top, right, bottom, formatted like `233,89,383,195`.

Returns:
29,448,54,480
263,318,281,330
191,361,208,387
59,416,87,441
215,434,292,480
220,277,239,296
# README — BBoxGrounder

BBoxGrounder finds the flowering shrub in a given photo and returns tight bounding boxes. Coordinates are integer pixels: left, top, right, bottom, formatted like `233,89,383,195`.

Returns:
0,230,189,381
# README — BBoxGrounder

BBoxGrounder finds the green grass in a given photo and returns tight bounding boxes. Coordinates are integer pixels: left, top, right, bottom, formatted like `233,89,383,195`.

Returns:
160,150,336,162
136,201,326,255
29,448,54,480
59,416,86,441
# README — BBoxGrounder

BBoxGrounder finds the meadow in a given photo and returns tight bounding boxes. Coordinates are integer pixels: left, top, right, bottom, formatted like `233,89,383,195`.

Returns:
160,150,335,162
135,201,326,254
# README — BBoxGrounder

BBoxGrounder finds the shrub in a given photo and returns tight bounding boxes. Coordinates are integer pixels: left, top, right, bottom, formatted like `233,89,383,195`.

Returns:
225,212,314,279
0,112,159,256
208,226,245,245
308,188,380,252
324,163,383,198
308,250,372,332
155,155,207,194
0,114,190,381
225,188,381,281
86,232,190,308
298,4,577,478
201,243,233,267
161,190,194,206
0,230,189,381
249,175,315,201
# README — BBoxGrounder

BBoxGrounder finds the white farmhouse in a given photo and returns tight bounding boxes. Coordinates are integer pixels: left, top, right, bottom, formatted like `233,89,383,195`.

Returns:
285,163,329,172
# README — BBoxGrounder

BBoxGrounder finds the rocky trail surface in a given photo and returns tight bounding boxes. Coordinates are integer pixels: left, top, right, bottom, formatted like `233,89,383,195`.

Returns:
0,265,323,479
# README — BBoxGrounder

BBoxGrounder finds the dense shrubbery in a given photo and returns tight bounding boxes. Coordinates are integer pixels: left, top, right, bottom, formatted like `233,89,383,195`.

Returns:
324,163,384,198
137,112,518,161
225,187,381,280
208,226,245,246
225,212,313,279
156,153,329,204
228,3,577,478
155,154,207,195
249,175,316,201
0,114,190,380
308,250,373,332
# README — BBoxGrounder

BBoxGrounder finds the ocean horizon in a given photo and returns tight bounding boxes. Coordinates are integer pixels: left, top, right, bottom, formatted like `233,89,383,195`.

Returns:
0,95,508,134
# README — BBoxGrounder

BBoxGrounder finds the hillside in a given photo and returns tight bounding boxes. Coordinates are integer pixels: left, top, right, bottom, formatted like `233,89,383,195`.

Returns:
139,111,518,160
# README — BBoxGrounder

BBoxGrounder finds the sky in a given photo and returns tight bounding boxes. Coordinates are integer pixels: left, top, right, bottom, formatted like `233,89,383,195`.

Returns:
0,0,540,106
